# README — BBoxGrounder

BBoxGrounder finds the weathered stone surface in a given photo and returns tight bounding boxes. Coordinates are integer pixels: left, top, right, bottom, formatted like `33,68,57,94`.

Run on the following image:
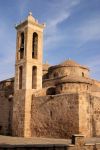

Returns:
31,94,79,138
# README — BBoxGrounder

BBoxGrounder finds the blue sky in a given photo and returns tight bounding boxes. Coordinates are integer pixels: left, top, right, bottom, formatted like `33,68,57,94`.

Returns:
0,0,100,81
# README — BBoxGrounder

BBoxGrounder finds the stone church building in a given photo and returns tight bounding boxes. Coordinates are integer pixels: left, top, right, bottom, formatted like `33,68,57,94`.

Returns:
0,12,100,138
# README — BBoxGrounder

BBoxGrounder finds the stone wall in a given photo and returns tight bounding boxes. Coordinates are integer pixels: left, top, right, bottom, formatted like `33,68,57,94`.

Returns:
78,93,100,137
56,83,91,94
78,93,92,137
0,91,13,135
0,80,13,135
31,94,79,138
92,79,100,88
12,90,26,137
91,95,100,137
31,92,100,139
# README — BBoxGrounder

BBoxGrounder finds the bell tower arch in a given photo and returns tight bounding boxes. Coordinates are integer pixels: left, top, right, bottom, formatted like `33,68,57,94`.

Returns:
12,12,45,137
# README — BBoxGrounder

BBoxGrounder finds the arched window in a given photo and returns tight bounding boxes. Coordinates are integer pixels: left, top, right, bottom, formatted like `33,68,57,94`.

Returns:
32,66,37,89
20,32,24,59
19,66,23,89
82,72,84,77
46,87,56,95
32,32,38,58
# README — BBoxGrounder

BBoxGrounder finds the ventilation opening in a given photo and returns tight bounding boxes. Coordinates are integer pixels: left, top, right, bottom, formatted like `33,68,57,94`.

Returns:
32,66,37,89
20,32,24,59
46,87,56,95
32,32,38,59
50,110,53,118
19,66,23,89
8,98,12,102
82,72,84,77
0,125,2,131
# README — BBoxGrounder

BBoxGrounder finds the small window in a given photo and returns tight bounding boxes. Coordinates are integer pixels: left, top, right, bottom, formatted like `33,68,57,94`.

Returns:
50,111,53,118
0,125,2,131
82,72,84,77
60,85,63,90
8,98,12,102
19,66,23,89
32,32,38,59
32,66,37,89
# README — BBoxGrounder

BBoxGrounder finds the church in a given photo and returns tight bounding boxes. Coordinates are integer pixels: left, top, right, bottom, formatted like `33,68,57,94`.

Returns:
0,12,100,138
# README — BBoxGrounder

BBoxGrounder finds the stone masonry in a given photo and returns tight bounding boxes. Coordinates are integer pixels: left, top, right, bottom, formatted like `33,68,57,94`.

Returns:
0,12,100,139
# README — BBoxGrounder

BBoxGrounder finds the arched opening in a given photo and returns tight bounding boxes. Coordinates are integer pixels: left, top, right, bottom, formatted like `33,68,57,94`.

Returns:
19,66,23,89
20,32,24,59
54,72,58,78
46,87,56,95
32,32,38,59
32,66,37,89
82,72,84,77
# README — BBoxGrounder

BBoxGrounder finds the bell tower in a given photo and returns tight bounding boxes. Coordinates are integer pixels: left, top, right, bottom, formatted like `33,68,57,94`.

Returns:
12,12,45,137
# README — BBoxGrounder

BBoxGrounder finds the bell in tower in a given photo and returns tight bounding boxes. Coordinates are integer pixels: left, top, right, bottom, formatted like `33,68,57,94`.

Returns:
19,32,24,59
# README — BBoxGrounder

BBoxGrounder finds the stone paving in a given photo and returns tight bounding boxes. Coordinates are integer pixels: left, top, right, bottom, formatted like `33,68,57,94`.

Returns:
0,135,70,146
0,135,100,146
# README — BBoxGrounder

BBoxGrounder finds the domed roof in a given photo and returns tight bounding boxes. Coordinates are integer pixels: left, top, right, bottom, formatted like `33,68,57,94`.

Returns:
59,59,81,67
49,59,89,70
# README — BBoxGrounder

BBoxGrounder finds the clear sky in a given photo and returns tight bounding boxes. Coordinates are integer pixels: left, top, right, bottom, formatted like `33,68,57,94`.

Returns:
0,0,100,81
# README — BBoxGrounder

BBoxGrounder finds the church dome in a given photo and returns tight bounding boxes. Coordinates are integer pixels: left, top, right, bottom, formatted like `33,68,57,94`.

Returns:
48,59,90,79
58,59,88,69
59,59,80,66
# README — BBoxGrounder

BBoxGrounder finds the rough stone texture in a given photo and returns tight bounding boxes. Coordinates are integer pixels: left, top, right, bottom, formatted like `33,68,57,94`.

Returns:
91,96,100,137
56,82,91,94
31,93,100,139
78,93,92,137
31,94,79,138
0,79,13,135
12,90,26,137
0,91,13,135
78,94,100,137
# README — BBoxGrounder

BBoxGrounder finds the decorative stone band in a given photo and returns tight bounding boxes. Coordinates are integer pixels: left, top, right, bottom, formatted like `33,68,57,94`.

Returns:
55,76,92,85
